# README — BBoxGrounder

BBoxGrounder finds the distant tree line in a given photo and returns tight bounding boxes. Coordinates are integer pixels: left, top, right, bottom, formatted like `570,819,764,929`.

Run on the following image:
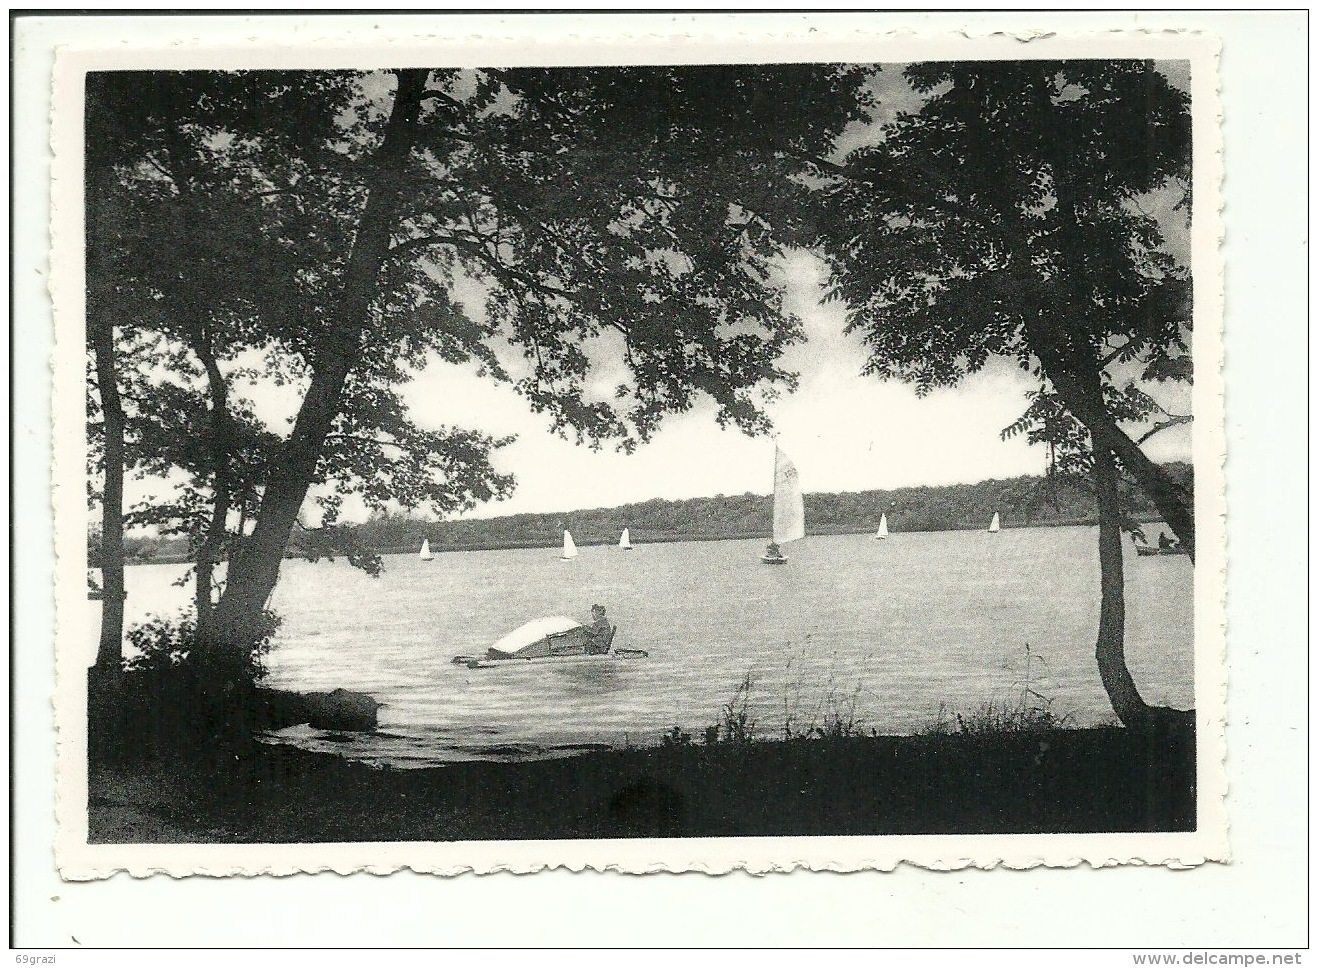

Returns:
87,530,176,566
90,462,1191,562
334,461,1193,554
90,461,1186,561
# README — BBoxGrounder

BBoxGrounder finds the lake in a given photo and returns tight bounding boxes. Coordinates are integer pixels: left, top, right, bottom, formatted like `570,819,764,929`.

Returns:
111,525,1194,767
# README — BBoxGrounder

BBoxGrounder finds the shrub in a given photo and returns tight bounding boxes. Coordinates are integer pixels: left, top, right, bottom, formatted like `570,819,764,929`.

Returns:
122,609,281,682
122,614,194,674
92,609,284,765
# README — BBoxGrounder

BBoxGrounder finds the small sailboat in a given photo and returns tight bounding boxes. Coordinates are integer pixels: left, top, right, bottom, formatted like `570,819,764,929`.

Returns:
419,538,435,561
762,445,805,564
560,530,578,560
618,528,633,550
875,513,889,540
987,512,1001,534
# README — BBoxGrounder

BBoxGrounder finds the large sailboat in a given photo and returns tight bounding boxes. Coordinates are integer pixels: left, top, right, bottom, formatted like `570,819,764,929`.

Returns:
419,538,435,561
987,512,1001,534
560,530,579,560
618,528,633,550
762,445,805,564
875,513,889,540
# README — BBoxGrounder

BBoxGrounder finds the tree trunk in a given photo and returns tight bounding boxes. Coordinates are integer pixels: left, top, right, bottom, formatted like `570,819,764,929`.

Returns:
1023,309,1188,729
1091,438,1152,728
90,316,127,672
1057,363,1194,559
1025,321,1195,560
1032,138,1196,560
193,334,232,638
204,68,431,666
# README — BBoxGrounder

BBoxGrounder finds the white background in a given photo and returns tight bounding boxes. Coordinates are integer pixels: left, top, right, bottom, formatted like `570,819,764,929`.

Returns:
11,10,1308,949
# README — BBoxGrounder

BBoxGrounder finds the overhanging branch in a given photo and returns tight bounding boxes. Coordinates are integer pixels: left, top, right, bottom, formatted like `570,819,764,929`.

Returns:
1134,414,1192,445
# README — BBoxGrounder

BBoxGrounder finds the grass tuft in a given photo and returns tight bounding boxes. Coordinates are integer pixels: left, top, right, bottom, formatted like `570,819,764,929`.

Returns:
712,673,758,744
921,698,1074,736
920,643,1076,736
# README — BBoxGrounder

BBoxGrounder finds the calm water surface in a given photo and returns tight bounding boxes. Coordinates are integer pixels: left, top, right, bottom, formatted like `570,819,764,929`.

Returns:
115,526,1193,766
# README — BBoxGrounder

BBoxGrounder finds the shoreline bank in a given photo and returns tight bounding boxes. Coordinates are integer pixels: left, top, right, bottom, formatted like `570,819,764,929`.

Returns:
88,723,1195,843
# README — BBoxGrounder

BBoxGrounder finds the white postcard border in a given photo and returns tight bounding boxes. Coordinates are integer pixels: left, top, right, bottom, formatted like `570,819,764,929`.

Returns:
49,23,1228,879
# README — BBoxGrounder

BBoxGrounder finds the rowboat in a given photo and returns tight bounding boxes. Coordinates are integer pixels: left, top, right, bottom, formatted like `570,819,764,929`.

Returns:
451,616,647,669
1135,544,1189,557
458,650,650,670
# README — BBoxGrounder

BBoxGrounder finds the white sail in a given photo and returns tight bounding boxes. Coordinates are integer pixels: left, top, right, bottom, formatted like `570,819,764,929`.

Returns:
988,512,1001,533
561,530,578,559
419,539,434,561
772,445,806,544
619,528,632,550
876,513,888,540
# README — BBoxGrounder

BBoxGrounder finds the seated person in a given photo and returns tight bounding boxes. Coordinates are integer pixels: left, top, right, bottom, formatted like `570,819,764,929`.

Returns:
765,541,783,559
1158,532,1177,550
585,604,613,654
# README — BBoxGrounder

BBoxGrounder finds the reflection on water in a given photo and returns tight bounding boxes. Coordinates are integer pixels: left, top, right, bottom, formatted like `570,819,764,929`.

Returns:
555,661,628,696
116,526,1194,766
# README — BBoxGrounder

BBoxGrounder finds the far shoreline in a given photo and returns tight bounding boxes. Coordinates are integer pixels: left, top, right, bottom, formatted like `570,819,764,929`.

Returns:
115,514,1170,566
360,514,1161,557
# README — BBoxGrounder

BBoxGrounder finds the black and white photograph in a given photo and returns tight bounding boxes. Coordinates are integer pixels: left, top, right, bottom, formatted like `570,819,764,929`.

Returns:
49,23,1231,881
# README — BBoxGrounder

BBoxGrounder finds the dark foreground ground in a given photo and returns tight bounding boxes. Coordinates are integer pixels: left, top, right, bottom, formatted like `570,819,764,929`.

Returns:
89,724,1195,843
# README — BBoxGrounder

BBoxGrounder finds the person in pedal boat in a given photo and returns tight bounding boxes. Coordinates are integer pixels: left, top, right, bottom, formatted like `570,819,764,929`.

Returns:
585,604,612,654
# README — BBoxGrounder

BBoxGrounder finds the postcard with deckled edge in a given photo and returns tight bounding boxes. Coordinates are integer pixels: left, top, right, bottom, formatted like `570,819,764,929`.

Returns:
51,21,1227,879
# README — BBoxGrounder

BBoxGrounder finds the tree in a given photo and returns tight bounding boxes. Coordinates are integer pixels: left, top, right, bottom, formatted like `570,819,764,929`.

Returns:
87,314,127,671
84,70,365,665
812,61,1194,727
87,71,519,660
816,61,1193,550
89,66,867,680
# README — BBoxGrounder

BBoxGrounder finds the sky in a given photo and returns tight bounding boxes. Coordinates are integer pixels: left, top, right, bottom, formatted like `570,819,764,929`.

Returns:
116,61,1196,526
391,248,1192,521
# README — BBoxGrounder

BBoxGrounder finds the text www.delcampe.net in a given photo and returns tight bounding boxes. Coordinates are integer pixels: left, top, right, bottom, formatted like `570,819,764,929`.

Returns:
1133,956,1304,965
